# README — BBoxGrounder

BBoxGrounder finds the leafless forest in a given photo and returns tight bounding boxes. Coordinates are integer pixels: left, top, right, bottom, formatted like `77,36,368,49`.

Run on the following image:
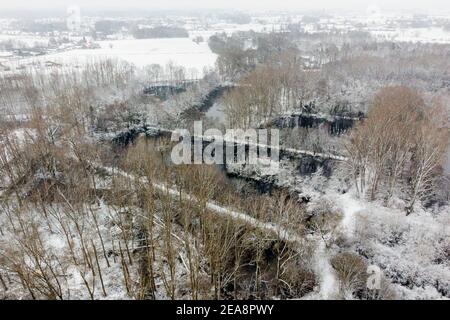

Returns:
0,6,449,300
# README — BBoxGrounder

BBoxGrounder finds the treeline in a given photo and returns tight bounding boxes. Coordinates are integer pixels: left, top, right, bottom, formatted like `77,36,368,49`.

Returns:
95,20,129,35
222,58,315,129
18,20,68,33
0,39,30,51
345,86,449,213
132,26,189,39
208,31,296,80
217,12,251,24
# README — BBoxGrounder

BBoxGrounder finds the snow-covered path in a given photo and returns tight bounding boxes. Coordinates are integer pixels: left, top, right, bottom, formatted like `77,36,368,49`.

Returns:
310,192,364,299
337,193,364,238
100,164,303,244
313,240,339,299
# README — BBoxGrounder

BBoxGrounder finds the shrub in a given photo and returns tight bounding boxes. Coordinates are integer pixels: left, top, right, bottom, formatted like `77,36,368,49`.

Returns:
331,252,368,297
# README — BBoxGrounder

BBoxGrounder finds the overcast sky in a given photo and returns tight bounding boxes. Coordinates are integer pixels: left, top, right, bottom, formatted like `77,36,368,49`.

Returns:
0,0,448,13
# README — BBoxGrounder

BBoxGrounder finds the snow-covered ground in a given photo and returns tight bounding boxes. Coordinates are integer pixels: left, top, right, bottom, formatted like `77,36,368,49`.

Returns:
336,192,450,299
313,240,339,299
205,101,226,123
1,38,217,74
372,27,450,43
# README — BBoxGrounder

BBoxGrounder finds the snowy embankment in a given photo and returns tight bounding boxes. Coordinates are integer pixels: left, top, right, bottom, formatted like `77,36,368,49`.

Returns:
144,125,347,161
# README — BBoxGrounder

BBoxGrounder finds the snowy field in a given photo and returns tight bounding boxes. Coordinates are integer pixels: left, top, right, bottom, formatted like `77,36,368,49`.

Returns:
1,38,218,74
372,27,450,43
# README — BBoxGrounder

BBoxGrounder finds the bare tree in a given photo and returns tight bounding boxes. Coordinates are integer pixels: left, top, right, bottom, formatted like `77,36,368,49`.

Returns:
345,86,449,213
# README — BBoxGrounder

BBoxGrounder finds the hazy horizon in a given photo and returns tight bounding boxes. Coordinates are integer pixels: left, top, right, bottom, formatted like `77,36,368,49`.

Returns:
0,0,449,15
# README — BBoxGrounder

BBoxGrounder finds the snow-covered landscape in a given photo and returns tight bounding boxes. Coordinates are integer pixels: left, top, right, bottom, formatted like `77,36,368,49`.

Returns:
1,38,217,74
0,0,449,304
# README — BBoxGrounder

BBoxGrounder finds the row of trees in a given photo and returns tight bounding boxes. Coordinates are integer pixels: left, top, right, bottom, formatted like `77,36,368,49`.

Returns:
122,138,315,299
132,26,189,39
221,55,323,129
345,86,449,213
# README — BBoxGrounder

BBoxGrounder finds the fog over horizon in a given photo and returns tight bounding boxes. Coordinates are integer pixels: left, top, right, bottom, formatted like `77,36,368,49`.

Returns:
0,0,449,14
